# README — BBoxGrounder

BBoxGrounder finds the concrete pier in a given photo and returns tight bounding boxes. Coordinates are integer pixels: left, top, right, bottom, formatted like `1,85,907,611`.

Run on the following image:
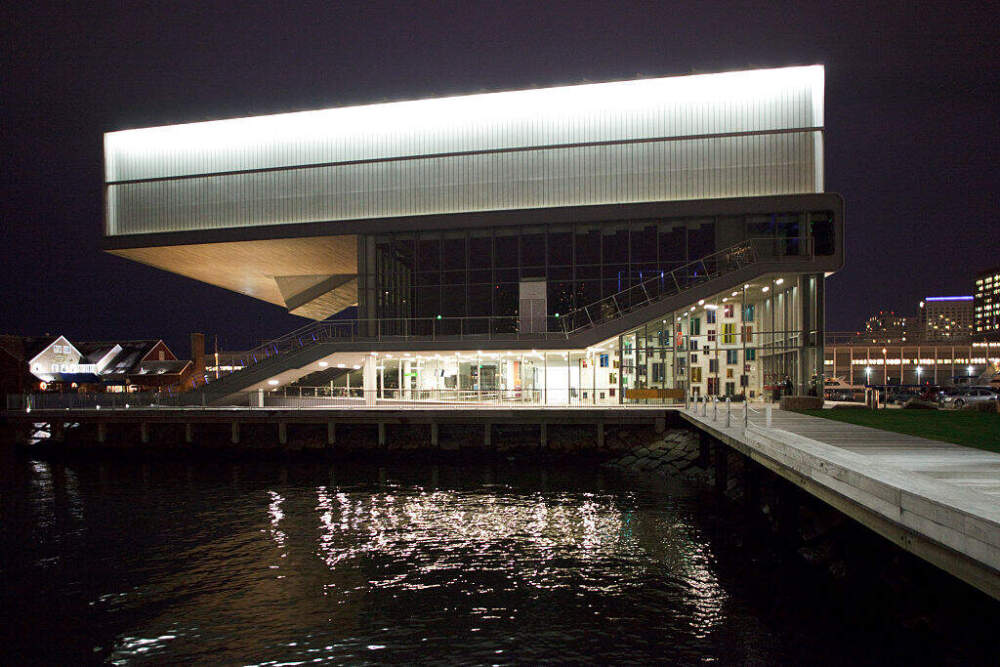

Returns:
682,407,1000,599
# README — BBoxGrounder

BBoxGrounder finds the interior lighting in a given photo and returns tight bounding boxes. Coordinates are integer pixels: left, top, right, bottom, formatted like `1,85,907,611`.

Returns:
268,380,279,385
698,299,705,305
731,292,738,297
319,361,328,367
704,304,718,310
336,363,346,368
762,286,769,292
775,278,784,285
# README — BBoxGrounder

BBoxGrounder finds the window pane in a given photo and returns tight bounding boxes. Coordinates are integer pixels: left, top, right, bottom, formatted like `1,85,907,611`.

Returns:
547,230,572,266
495,233,518,268
442,234,466,271
575,226,601,265
631,224,657,263
418,235,440,271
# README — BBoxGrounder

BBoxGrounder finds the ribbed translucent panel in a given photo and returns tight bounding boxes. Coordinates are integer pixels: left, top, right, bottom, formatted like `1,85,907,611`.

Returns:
105,66,824,236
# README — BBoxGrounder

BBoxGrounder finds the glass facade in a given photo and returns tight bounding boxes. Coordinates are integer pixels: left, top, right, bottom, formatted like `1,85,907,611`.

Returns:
368,209,835,328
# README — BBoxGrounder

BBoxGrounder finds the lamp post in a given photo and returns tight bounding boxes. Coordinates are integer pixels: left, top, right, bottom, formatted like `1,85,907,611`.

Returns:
865,366,873,408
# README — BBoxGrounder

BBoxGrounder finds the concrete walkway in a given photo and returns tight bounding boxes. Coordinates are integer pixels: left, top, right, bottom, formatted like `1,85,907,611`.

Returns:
765,409,1000,499
680,404,1000,599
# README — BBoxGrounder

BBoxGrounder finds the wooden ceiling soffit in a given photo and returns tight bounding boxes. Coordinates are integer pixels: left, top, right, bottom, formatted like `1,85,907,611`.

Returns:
288,278,359,321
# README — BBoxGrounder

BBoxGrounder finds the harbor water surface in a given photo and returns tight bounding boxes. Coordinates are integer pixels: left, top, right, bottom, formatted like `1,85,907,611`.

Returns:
1,456,994,665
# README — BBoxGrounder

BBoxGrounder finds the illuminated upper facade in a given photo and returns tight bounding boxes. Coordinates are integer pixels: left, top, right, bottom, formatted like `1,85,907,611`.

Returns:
106,65,824,236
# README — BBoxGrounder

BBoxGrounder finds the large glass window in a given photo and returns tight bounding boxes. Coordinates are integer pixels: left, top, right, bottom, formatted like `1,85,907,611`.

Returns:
368,208,833,323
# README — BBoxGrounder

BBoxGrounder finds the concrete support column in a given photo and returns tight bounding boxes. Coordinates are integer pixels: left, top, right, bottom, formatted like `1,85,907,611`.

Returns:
744,459,760,509
231,422,240,444
484,423,492,448
378,422,386,447
363,355,377,406
430,422,439,447
714,443,728,494
327,421,336,446
97,422,107,444
278,422,287,445
185,423,193,444
140,422,150,444
654,417,665,434
698,430,711,467
540,423,547,449
596,423,605,448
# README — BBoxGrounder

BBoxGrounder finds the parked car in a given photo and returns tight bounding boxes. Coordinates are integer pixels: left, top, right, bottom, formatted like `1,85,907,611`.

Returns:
917,385,943,401
887,388,919,405
823,378,863,401
939,387,1000,409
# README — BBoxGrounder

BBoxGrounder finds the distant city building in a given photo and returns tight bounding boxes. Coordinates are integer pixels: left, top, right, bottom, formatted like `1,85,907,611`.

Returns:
919,296,973,342
973,266,1000,341
824,334,1000,386
862,310,917,343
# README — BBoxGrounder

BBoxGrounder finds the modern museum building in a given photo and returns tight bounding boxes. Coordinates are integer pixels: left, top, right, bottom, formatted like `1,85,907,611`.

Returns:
102,65,844,405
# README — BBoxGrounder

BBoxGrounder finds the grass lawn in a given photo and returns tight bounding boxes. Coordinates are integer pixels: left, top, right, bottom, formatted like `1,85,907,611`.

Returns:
797,408,1000,453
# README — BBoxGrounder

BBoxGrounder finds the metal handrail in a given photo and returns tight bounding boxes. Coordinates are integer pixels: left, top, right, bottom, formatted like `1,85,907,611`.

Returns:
560,236,810,336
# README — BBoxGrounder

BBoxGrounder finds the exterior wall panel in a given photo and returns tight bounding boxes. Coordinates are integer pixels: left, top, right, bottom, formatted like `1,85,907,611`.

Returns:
105,66,825,236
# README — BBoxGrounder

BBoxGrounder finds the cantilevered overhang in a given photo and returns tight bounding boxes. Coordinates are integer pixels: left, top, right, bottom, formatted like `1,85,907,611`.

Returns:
106,235,358,319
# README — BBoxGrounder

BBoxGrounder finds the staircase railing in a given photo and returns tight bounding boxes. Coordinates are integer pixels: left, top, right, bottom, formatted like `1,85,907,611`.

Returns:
558,236,811,335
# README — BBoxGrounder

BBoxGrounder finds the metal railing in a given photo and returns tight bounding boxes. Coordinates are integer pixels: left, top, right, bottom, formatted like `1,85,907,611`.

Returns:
205,235,811,386
560,236,811,335
685,395,775,430
6,388,679,412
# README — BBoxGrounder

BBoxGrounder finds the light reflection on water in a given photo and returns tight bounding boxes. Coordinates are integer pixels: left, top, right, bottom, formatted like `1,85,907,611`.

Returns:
0,460,990,665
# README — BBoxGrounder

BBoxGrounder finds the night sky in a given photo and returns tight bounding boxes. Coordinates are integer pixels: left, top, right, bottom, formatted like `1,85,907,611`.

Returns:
4,1,997,356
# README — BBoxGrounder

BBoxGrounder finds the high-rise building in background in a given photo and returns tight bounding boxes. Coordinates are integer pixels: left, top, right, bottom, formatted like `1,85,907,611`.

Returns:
974,266,1000,341
920,296,974,342
862,311,917,343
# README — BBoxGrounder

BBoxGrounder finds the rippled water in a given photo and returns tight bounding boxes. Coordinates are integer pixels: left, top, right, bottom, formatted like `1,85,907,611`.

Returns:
0,457,993,665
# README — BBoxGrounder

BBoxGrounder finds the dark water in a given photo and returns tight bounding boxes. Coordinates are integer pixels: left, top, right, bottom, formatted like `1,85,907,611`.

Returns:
0,456,995,665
